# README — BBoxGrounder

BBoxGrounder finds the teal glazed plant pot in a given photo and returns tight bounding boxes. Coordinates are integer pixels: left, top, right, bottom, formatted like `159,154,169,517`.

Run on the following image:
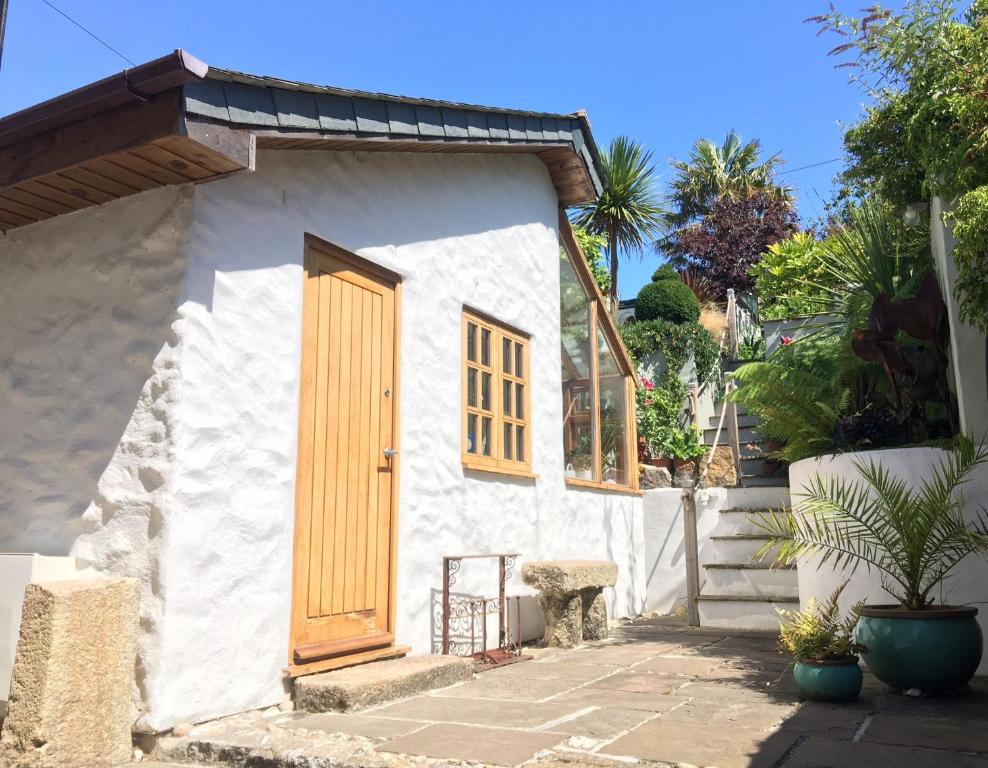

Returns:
857,606,982,692
793,658,863,702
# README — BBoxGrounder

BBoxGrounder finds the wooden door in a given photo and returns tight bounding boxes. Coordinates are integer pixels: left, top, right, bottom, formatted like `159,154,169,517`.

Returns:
290,235,401,666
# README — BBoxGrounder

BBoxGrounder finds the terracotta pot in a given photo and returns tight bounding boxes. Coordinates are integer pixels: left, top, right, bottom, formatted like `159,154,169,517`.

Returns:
672,458,698,475
647,457,674,471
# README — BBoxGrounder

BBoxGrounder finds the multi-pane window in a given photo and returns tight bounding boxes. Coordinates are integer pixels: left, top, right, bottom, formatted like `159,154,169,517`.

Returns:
462,309,531,474
560,226,637,491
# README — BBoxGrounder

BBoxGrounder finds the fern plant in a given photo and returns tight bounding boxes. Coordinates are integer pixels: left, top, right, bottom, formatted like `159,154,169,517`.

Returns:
754,438,988,610
777,582,865,662
728,362,848,462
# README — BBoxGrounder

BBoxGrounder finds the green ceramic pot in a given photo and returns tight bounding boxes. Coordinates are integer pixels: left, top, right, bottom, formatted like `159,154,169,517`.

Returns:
793,658,863,702
856,605,982,692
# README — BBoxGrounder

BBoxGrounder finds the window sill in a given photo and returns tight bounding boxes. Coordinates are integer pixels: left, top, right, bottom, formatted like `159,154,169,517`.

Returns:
463,462,539,481
564,477,642,497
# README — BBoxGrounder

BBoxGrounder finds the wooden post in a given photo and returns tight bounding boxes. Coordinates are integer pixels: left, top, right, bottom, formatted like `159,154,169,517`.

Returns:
726,289,739,361
682,488,701,626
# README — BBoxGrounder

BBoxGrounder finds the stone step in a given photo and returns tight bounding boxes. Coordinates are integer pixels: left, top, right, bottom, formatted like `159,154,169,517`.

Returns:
715,508,789,536
723,486,791,510
697,594,797,631
702,563,799,598
708,534,781,564
702,425,762,447
293,655,474,713
708,413,759,430
739,473,789,488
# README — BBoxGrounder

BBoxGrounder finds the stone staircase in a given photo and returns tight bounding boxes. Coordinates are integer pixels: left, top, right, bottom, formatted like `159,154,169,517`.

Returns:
702,359,788,488
696,486,798,631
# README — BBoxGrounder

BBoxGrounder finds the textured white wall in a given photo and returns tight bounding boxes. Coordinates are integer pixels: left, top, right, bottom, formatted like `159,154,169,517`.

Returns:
124,150,645,730
790,447,988,675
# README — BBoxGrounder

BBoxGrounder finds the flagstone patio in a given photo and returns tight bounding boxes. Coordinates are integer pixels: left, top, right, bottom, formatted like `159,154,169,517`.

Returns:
149,616,988,768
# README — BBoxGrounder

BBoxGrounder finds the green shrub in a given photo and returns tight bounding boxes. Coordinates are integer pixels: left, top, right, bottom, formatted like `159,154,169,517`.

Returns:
635,280,700,324
776,583,864,662
651,264,679,283
620,319,719,388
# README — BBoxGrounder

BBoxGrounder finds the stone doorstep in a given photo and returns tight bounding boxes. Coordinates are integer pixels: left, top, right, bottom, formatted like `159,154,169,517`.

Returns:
293,654,475,713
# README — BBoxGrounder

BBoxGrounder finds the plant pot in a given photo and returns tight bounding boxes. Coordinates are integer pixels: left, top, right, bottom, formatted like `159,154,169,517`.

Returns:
856,605,982,692
647,457,674,471
672,458,698,475
762,459,784,477
793,658,863,702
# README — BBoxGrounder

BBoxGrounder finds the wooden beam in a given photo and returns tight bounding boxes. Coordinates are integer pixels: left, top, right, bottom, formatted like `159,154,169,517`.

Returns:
0,90,182,189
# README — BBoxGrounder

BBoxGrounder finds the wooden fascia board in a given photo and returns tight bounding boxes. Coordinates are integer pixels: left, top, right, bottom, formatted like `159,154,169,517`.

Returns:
0,90,184,189
0,91,254,192
557,212,638,382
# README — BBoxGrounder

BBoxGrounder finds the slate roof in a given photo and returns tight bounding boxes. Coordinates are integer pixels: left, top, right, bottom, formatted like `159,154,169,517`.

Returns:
185,68,605,196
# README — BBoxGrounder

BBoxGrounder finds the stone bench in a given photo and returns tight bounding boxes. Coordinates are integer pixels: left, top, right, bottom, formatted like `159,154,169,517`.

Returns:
521,560,618,647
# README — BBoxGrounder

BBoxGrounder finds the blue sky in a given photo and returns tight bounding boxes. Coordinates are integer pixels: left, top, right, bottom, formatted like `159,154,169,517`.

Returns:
1,0,884,298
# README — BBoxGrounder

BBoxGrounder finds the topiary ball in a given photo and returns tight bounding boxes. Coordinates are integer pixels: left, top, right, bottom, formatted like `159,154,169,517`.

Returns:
635,279,701,324
651,264,680,283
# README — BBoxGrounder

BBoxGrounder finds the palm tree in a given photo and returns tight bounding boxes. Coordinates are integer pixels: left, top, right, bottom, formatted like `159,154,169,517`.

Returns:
573,136,664,313
661,130,790,265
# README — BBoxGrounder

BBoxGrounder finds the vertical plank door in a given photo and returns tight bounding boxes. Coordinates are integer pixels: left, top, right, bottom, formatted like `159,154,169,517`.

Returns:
291,236,401,665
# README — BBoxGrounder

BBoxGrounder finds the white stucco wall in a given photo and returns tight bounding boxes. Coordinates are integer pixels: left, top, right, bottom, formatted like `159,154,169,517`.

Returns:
790,447,988,675
2,150,644,730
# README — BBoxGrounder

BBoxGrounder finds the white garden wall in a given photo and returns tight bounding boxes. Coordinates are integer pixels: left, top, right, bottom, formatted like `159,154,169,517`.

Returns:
790,447,988,675
0,150,644,731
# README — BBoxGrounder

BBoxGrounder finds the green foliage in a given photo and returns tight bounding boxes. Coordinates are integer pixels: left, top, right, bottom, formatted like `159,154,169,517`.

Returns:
635,280,701,324
754,437,988,610
623,318,718,461
651,264,679,282
620,319,719,388
753,232,834,321
573,136,665,303
661,427,706,460
574,226,611,296
729,361,848,463
818,0,988,333
635,383,685,457
777,583,865,662
949,185,988,333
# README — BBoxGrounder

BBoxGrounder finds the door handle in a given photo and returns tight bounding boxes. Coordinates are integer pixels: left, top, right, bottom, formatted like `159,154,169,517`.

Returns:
383,448,398,459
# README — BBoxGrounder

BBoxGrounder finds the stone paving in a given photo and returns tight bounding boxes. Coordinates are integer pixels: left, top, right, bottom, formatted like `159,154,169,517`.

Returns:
147,616,988,768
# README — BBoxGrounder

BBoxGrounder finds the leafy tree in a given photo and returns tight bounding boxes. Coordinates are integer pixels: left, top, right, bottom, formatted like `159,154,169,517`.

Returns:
675,190,799,297
753,232,834,320
816,0,988,331
573,136,665,313
661,130,791,265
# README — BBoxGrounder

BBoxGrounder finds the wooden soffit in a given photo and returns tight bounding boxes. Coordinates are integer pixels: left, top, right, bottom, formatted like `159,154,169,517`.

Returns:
0,90,255,231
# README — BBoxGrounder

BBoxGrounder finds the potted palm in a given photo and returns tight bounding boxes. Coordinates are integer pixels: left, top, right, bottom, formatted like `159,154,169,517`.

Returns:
754,438,988,693
777,583,865,702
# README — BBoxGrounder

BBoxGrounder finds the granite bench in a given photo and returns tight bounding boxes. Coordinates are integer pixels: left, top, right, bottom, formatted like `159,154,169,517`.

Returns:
521,560,618,647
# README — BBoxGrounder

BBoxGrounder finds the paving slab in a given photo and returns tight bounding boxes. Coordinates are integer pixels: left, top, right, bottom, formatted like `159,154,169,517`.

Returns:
553,687,689,713
294,655,474,712
633,654,724,676
583,671,687,695
433,675,577,701
863,713,988,752
286,712,425,739
548,706,655,740
778,701,873,740
660,696,799,729
370,694,586,729
605,716,800,768
785,735,988,768
378,723,565,766
484,661,611,683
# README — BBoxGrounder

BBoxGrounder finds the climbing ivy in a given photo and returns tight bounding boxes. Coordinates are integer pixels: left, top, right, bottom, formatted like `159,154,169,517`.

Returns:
620,319,719,389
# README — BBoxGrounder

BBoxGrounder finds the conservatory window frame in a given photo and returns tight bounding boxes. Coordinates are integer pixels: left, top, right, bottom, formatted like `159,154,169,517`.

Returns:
559,214,640,496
